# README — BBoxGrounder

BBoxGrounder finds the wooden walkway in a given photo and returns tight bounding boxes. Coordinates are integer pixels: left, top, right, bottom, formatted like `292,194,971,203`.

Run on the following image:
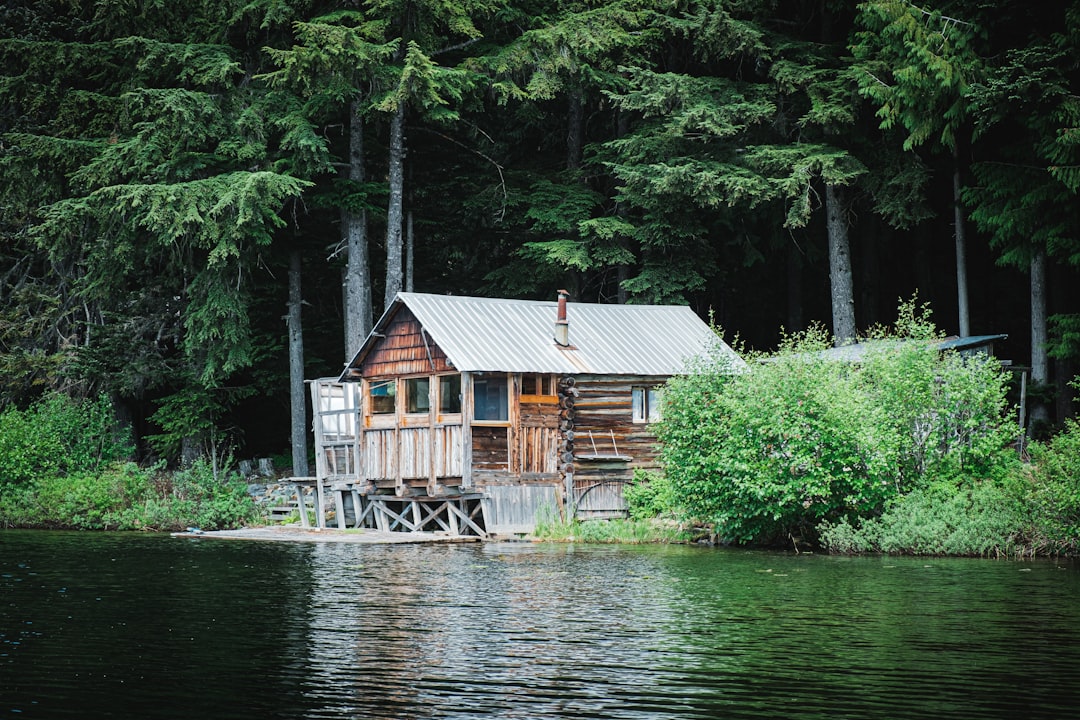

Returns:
171,526,482,544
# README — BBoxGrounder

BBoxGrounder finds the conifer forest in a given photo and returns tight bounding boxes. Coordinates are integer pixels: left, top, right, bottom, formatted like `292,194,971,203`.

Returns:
3,0,1080,464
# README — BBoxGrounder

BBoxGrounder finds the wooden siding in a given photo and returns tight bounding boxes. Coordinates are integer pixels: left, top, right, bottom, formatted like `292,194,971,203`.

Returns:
519,426,559,474
566,375,667,518
363,425,463,482
571,375,664,472
435,425,464,477
359,307,453,378
472,426,509,471
398,427,430,479
519,399,559,476
364,429,397,480
482,484,561,535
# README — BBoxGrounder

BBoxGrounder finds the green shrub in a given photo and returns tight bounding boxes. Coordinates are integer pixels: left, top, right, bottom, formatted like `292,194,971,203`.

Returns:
624,469,681,520
0,457,260,531
658,302,1015,546
818,478,1025,556
0,393,132,489
28,462,154,529
159,457,261,530
1023,417,1080,554
0,405,58,487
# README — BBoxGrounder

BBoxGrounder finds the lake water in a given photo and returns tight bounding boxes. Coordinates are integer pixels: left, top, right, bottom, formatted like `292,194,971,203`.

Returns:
2,530,1079,719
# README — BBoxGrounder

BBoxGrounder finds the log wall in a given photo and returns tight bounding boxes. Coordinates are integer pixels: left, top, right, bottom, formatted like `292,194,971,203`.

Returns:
565,374,667,518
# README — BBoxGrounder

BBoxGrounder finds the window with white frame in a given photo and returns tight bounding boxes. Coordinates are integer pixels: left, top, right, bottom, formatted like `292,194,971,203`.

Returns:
632,386,662,423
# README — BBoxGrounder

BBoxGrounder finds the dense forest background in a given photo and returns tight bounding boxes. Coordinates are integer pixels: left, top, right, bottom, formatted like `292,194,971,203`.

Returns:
2,0,1079,466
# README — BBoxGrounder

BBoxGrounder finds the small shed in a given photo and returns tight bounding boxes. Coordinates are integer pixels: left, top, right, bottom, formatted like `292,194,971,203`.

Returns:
308,291,742,536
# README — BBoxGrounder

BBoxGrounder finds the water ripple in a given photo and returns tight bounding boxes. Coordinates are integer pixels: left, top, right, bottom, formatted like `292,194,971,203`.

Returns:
2,533,1079,719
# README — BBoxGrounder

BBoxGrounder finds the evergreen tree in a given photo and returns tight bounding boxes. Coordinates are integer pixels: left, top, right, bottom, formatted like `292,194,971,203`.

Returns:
961,2,1080,429
1,1,310,462
853,0,984,336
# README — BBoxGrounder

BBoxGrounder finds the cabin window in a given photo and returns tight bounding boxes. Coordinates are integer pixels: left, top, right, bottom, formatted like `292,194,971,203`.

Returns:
521,374,556,398
474,374,509,422
369,380,396,415
521,374,537,395
405,377,430,414
632,386,662,423
439,374,462,414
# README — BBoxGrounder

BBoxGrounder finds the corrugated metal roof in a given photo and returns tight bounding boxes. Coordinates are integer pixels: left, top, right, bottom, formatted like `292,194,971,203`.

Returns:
343,292,743,377
937,334,1007,352
812,334,1008,363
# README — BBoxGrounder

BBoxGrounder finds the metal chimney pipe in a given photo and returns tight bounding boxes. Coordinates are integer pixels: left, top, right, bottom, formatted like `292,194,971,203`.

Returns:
555,289,570,346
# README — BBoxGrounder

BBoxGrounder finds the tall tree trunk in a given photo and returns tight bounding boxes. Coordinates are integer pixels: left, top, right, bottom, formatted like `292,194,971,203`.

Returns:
384,101,406,311
826,184,856,345
1030,247,1049,433
343,100,372,360
288,249,308,477
953,147,970,337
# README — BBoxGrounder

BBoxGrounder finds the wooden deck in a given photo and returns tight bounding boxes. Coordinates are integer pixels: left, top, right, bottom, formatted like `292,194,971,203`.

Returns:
170,526,482,544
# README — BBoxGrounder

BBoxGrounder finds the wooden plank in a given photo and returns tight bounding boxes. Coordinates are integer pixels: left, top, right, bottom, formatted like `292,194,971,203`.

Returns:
462,372,473,488
481,484,560,534
447,499,486,536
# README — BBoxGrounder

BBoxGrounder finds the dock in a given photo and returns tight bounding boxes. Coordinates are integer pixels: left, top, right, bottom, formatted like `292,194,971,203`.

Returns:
171,526,482,544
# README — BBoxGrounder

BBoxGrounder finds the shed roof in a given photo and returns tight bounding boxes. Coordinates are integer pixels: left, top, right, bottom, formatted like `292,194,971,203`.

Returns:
341,292,743,379
814,334,1009,363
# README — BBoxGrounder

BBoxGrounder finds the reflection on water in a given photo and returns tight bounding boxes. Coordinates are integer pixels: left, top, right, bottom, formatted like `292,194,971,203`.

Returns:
2,531,1079,719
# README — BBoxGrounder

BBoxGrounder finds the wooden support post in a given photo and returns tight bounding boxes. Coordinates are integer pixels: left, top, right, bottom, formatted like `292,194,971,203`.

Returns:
294,484,310,529
447,501,460,536
350,488,362,528
411,499,422,533
372,498,388,532
315,480,327,529
334,488,346,530
461,372,473,489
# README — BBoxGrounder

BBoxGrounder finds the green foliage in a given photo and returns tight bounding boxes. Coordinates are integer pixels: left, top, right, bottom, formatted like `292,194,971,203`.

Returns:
623,469,680,521
27,462,155,530
1023,416,1080,554
0,457,260,531
533,514,694,544
146,381,251,464
153,457,262,530
0,393,132,490
818,478,1025,556
853,0,984,152
658,301,1015,546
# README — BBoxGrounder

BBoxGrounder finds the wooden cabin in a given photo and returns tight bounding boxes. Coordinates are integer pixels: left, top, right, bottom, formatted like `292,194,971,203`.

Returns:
308,291,743,536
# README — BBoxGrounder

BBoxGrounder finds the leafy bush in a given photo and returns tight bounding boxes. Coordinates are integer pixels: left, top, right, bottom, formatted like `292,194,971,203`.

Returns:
1023,417,1080,554
0,457,260,531
150,457,262,530
624,469,681,520
658,302,1015,546
22,462,153,529
818,478,1025,556
0,392,132,489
